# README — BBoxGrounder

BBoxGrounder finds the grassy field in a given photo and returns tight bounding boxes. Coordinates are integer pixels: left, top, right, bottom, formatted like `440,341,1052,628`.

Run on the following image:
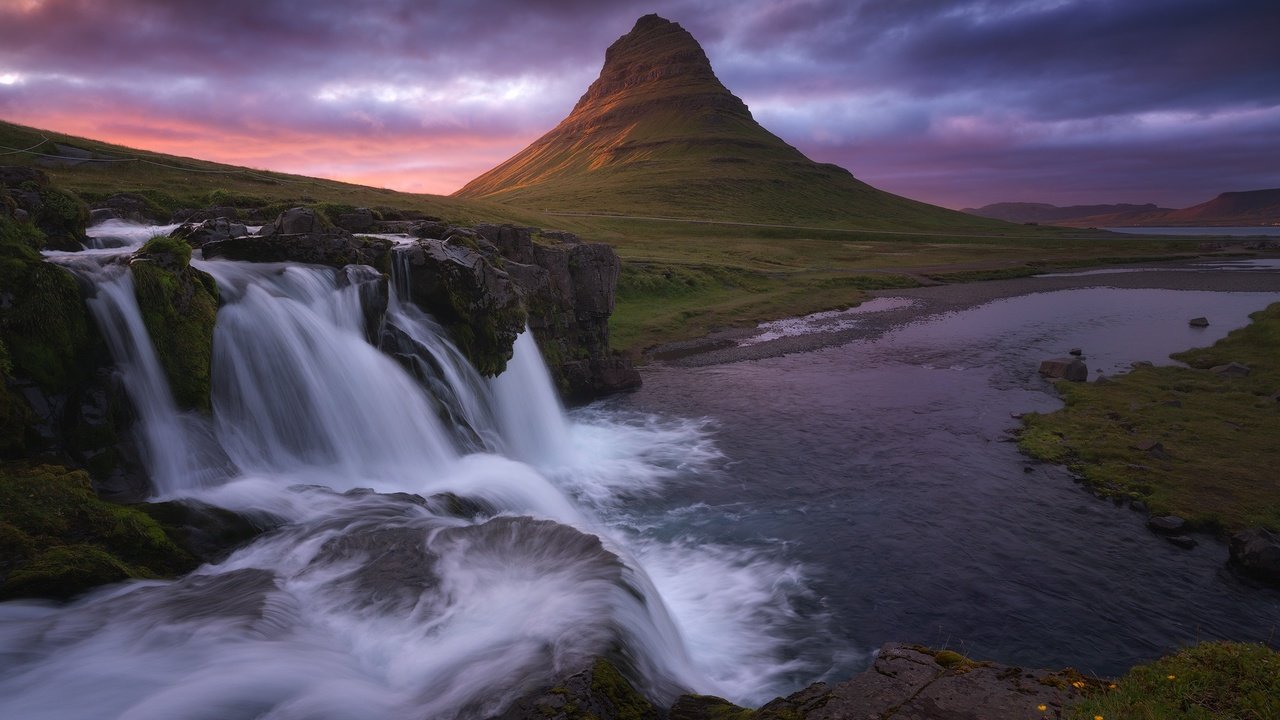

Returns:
1,119,1211,355
1020,303,1280,532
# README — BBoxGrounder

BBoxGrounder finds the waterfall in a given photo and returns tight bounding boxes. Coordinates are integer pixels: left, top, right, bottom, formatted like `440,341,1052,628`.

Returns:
4,234,811,719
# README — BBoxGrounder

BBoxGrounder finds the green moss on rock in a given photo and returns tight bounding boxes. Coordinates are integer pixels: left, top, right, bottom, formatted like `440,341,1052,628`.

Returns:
0,214,97,394
0,462,197,600
33,185,90,250
131,236,219,411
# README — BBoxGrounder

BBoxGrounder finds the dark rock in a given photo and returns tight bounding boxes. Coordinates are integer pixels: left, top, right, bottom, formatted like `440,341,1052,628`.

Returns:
138,499,278,564
130,237,220,411
1147,515,1186,534
495,658,659,720
1210,362,1250,377
1038,358,1088,382
410,219,453,240
89,208,117,225
1189,317,1209,327
202,208,392,270
170,217,248,248
680,644,1086,720
1229,528,1280,585
1166,535,1197,549
336,264,389,344
1130,439,1170,459
1069,347,1083,356
0,166,51,188
1131,360,1154,368
334,207,376,233
94,193,166,224
394,240,525,376
1130,499,1148,513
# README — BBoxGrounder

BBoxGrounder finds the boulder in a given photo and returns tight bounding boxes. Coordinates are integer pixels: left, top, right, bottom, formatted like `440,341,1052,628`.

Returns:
1166,535,1197,549
171,217,248,248
1147,515,1186,534
1210,362,1251,378
1038,358,1088,382
92,193,166,224
334,207,376,233
1069,347,1083,356
1229,528,1280,585
336,264,389,344
494,658,659,720
1189,317,1209,327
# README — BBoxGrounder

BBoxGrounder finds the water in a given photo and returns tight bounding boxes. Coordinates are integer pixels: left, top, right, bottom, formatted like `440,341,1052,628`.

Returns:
1105,226,1280,236
9,224,1280,716
612,285,1280,681
6,231,809,719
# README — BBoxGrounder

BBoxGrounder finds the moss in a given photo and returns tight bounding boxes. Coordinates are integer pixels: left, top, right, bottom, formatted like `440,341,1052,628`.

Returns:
1019,303,1280,532
0,462,196,600
588,658,658,720
1070,642,1280,720
130,242,219,411
0,215,97,394
33,185,89,249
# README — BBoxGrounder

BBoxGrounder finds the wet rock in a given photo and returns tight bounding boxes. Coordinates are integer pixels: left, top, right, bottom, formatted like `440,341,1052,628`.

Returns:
395,239,525,376
94,193,166,224
1130,499,1148,513
495,658,659,720
170,217,248,248
336,264,389,344
203,207,392,269
1166,535,1197,549
138,499,277,564
1147,515,1186,534
1229,528,1280,586
1210,362,1250,377
1038,358,1088,382
1069,347,1083,356
673,644,1087,720
1189,317,1209,327
1131,360,1154,368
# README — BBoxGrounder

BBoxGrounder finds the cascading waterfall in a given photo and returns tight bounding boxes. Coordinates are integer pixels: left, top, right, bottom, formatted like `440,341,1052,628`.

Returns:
1,223,817,720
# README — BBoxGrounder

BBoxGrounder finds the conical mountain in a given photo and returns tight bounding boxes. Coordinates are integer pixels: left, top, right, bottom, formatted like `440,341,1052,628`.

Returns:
455,15,996,229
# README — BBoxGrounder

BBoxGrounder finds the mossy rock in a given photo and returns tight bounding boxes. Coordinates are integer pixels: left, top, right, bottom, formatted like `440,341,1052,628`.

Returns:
0,462,198,600
0,215,97,394
131,237,219,411
33,185,89,251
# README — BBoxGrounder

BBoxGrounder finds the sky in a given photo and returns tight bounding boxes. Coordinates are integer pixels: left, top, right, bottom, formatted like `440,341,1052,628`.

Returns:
1,0,1277,210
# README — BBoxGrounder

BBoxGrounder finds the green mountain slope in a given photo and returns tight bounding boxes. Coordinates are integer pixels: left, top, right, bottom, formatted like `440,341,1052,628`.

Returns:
455,14,1004,230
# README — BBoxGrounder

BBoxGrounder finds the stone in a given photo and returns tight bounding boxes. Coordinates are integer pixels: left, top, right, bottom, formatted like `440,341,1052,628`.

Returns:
1189,317,1209,327
171,217,248,248
1229,528,1280,585
202,207,392,269
1131,360,1154,368
1069,347,1083,356
1147,515,1186,534
1129,499,1148,513
1210,362,1250,377
336,264,389,344
1166,535,1197,549
1129,439,1169,459
1038,358,1088,382
334,208,376,233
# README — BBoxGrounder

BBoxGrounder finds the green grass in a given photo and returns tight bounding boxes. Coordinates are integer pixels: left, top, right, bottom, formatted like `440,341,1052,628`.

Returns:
1020,303,1280,532
1,119,1218,356
1070,642,1280,720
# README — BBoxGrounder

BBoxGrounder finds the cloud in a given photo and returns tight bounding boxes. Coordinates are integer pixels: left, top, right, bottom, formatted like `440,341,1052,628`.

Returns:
1,0,1277,206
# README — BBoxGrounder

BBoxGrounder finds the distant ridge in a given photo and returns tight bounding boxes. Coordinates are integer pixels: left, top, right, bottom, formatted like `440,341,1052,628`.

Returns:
965,189,1280,227
455,15,1001,230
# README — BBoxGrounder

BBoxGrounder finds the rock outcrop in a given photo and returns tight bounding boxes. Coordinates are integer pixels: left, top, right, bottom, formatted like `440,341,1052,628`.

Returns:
202,207,393,270
130,236,220,411
1038,358,1088,382
1,166,89,251
504,644,1091,720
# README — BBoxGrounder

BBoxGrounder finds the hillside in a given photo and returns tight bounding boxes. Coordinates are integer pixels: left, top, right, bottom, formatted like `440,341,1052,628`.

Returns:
455,15,1004,231
966,189,1280,227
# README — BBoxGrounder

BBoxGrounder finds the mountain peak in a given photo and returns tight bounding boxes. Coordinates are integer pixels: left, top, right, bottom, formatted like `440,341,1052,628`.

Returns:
571,13,746,118
454,16,997,230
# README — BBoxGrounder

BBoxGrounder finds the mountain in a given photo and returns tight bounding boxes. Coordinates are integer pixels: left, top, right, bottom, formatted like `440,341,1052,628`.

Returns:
455,14,1001,230
962,202,1173,225
964,189,1280,227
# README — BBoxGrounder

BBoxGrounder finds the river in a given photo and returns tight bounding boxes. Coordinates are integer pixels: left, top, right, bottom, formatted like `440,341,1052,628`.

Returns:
1,225,1278,718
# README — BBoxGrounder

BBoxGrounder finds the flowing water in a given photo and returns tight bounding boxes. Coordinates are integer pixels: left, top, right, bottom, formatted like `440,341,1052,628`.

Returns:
5,224,1280,718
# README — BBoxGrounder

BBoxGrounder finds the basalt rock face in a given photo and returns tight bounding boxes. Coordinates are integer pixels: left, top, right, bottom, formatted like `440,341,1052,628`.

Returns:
472,223,640,401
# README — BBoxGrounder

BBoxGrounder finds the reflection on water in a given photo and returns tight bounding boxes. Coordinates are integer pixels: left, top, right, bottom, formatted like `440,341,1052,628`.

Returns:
612,286,1280,683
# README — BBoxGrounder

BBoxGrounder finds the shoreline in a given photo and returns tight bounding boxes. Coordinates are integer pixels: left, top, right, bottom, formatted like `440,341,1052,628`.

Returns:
644,260,1280,367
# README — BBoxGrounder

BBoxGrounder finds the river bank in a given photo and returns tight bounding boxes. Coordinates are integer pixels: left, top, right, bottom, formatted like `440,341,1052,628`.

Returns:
645,258,1280,366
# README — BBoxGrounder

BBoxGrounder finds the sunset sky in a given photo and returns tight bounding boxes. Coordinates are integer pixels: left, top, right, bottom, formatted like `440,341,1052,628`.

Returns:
1,0,1277,209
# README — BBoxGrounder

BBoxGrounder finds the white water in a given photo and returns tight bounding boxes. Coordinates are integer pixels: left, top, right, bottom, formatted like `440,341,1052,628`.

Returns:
4,232,814,718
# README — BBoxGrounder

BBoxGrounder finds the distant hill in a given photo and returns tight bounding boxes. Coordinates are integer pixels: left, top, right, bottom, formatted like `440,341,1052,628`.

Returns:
456,14,1004,231
965,189,1280,227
